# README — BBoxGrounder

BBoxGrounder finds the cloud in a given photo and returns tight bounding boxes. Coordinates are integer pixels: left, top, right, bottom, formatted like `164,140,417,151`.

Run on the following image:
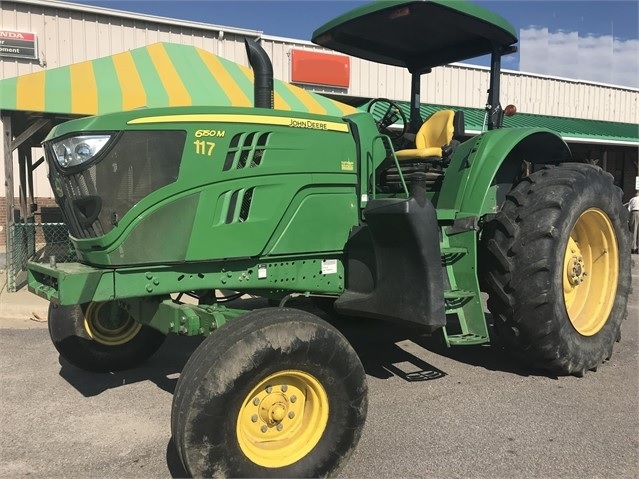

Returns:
519,28,638,88
612,38,639,87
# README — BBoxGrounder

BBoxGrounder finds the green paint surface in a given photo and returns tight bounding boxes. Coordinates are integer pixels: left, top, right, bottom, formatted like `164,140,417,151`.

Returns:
92,57,123,114
130,47,170,108
44,67,71,115
163,43,231,106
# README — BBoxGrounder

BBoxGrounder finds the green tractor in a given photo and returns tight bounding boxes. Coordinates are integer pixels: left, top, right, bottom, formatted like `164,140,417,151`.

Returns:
27,0,631,477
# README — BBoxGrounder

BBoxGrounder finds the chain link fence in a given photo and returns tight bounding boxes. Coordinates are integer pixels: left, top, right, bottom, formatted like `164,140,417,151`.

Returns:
6,223,76,292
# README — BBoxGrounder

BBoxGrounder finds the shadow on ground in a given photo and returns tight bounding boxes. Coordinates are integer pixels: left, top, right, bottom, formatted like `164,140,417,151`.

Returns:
58,334,204,397
57,296,553,400
323,311,545,380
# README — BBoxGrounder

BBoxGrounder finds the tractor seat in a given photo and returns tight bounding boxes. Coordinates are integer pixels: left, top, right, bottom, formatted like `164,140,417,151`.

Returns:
395,109,465,161
376,110,465,193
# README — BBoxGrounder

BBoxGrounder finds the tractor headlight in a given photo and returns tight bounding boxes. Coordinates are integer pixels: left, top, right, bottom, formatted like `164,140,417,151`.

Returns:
52,135,112,168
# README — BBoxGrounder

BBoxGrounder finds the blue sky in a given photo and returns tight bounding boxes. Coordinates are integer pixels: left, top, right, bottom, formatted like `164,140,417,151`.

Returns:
73,0,639,87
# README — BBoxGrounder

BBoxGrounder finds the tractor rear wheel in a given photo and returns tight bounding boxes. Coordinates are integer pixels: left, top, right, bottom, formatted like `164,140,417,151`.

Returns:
171,307,368,478
480,163,631,376
48,301,166,373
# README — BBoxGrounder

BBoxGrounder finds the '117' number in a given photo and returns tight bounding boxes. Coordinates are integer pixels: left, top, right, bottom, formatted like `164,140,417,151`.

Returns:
194,140,215,156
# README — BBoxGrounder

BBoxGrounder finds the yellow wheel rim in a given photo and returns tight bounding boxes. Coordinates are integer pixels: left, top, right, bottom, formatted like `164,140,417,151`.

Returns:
236,370,329,468
563,208,619,336
84,302,142,346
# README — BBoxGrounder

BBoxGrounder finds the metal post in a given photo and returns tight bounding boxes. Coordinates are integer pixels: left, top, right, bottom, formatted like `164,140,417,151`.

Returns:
409,72,422,133
2,115,14,290
486,48,503,131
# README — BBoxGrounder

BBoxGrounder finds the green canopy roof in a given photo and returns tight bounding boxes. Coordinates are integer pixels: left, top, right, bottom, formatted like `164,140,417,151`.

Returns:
313,0,517,71
364,100,639,145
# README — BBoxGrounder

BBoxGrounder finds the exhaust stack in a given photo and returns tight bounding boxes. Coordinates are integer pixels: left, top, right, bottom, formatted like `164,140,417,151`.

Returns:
244,38,274,109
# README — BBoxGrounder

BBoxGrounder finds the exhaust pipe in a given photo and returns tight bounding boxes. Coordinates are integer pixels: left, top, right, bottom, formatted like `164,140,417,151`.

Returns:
244,38,274,109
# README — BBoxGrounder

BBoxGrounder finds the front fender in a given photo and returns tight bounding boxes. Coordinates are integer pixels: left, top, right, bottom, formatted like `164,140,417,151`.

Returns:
438,127,571,216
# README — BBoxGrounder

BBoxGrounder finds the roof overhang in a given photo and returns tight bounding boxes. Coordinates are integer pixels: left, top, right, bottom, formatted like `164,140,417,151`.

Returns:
361,99,639,147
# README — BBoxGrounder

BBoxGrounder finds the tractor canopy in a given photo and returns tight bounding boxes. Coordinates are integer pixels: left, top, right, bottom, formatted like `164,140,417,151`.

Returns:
312,0,517,72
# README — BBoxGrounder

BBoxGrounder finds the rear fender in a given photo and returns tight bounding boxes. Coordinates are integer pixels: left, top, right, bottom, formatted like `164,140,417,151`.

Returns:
438,128,572,216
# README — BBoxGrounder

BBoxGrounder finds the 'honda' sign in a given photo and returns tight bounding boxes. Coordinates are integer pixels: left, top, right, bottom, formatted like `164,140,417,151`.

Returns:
0,30,38,60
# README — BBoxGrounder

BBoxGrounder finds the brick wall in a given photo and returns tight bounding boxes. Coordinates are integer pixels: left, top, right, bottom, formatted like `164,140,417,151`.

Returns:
0,197,62,247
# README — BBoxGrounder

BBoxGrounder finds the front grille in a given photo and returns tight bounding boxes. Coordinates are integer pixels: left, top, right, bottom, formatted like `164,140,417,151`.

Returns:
47,131,186,239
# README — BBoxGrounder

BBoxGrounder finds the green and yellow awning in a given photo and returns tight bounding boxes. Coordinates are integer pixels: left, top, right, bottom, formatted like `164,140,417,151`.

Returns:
0,42,356,117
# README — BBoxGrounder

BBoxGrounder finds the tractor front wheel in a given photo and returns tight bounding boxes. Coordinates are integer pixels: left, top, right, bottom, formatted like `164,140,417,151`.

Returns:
480,163,631,376
48,301,166,373
171,307,368,478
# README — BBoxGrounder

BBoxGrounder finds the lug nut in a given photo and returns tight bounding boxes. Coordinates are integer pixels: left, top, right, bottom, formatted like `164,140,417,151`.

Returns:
251,415,258,423
288,411,295,419
290,395,297,403
253,398,260,406
261,425,268,433
276,424,283,431
266,386,272,394
281,385,288,392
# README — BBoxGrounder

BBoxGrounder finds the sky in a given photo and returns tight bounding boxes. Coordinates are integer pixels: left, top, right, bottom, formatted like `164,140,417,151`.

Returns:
72,0,639,88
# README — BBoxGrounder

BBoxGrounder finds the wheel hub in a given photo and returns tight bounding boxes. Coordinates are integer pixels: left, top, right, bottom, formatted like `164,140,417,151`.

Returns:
258,392,289,425
236,370,328,468
566,255,587,285
84,301,141,346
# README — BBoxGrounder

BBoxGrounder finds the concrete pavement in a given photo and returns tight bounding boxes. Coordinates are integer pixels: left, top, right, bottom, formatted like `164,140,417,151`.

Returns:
0,269,49,325
0,259,637,478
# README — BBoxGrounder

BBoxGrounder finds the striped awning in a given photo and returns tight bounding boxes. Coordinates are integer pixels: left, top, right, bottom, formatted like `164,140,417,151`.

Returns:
0,42,356,117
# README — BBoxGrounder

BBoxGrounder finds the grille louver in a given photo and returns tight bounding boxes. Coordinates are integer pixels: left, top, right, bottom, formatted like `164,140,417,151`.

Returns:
224,187,255,224
222,132,271,171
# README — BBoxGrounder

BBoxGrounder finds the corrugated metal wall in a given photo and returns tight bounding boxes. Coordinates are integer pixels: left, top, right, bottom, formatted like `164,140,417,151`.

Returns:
2,0,637,123
0,0,256,77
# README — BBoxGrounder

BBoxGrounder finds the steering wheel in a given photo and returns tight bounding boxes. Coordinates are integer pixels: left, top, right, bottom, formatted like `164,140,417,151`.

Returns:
367,98,408,141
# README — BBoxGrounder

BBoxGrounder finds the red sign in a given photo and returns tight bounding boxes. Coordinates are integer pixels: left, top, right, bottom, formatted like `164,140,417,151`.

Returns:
0,30,38,60
291,49,350,89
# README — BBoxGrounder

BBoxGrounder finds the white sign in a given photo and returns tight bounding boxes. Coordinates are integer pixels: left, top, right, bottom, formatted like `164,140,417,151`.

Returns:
0,30,38,60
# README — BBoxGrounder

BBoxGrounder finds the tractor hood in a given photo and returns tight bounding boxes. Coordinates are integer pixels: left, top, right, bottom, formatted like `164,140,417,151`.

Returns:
312,0,517,72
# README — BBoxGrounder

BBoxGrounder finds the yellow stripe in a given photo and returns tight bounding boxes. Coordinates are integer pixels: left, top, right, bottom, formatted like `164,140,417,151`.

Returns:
70,62,98,114
273,91,290,110
238,64,292,111
197,49,251,107
112,51,147,110
16,71,46,112
332,100,358,116
127,113,349,133
283,82,327,115
147,43,191,106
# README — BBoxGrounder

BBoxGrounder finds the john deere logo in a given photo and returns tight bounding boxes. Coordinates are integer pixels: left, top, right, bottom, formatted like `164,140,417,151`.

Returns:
341,161,354,171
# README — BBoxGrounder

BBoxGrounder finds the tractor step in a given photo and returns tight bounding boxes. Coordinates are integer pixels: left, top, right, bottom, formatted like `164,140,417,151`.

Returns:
440,247,468,265
444,332,489,345
443,289,475,299
444,289,475,310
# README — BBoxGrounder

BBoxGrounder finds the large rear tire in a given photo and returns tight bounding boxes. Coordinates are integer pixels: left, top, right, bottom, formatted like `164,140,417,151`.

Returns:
480,163,631,376
171,307,368,478
48,301,166,373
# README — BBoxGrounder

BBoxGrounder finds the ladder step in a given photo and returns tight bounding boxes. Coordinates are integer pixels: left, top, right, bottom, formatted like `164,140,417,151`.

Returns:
443,289,475,299
441,247,467,255
445,333,489,346
440,247,468,265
